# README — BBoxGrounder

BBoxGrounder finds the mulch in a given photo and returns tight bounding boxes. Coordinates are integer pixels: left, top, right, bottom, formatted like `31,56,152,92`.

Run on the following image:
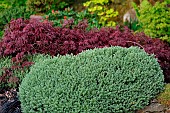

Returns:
0,89,21,113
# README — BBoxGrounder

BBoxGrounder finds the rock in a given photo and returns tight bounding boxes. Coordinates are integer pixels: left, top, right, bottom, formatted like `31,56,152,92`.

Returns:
151,99,159,103
165,108,170,113
30,15,43,22
137,103,165,113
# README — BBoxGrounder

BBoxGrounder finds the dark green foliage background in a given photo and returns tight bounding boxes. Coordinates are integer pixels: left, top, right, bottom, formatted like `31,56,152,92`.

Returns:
45,8,101,29
19,46,164,113
0,6,34,38
26,0,76,13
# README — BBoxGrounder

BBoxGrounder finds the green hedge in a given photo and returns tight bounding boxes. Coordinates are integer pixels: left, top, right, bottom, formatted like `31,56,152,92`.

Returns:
19,46,164,113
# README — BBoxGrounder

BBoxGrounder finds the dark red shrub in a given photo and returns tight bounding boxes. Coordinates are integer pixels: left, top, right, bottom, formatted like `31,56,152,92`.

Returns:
0,18,170,83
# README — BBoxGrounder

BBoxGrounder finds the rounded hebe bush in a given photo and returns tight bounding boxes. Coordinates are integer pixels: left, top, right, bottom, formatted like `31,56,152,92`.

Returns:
19,46,164,113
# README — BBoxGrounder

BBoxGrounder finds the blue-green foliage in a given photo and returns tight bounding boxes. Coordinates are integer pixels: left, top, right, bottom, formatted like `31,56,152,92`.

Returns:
19,46,164,113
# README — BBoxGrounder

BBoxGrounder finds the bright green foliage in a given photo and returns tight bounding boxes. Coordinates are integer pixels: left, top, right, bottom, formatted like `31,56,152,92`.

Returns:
45,8,101,29
0,6,34,38
19,46,164,113
83,0,118,27
136,0,170,43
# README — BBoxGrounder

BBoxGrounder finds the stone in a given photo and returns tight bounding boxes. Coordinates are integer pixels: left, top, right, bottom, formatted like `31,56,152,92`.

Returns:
137,103,165,113
30,15,43,22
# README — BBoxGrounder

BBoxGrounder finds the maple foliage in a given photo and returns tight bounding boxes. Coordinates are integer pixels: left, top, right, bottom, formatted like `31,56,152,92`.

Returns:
0,18,170,83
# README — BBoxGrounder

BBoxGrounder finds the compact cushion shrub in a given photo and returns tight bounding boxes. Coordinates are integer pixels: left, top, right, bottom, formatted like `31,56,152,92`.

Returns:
19,46,164,113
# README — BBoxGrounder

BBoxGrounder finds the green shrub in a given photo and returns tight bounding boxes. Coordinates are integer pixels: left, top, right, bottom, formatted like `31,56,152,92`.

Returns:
0,1,12,12
0,0,27,13
26,0,76,13
0,56,12,75
0,56,12,89
45,8,101,29
135,0,170,43
19,46,164,113
124,19,141,31
10,0,27,7
50,0,76,11
0,31,4,39
26,0,55,13
0,6,34,38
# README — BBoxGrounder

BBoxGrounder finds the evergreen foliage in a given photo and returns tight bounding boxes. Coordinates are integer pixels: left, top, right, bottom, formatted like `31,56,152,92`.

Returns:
136,0,170,43
0,56,12,90
26,0,55,13
26,0,75,13
0,56,12,76
0,6,34,38
19,46,164,113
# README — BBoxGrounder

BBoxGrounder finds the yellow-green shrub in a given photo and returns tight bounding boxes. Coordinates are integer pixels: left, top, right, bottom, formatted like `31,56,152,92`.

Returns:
83,0,118,27
135,0,170,43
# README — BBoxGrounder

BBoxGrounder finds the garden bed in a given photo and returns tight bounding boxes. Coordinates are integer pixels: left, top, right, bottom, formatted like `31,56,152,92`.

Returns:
0,0,170,112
